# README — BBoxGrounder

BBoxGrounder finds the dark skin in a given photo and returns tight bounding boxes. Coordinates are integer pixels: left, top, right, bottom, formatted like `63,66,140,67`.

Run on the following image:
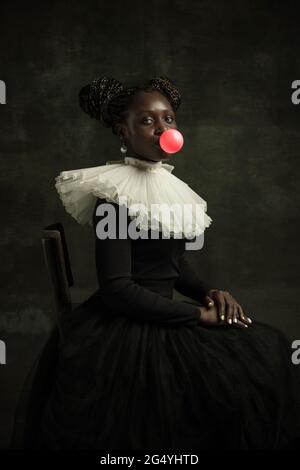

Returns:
115,90,252,329
116,90,174,162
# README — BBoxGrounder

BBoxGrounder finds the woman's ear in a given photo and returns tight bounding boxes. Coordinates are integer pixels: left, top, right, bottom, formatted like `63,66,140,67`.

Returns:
115,123,126,140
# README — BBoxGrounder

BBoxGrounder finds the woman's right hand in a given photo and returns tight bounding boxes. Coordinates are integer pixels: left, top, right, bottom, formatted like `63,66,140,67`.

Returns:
197,305,249,328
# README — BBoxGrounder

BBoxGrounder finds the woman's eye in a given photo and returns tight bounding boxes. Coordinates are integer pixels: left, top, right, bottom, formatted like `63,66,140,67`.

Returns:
142,116,174,125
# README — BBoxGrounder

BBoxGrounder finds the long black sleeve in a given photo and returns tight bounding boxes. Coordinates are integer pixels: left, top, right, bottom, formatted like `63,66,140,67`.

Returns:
93,198,201,327
174,251,214,304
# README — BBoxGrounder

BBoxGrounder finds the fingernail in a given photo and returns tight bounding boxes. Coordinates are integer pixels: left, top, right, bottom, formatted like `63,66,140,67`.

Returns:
228,318,232,324
233,318,238,323
221,315,225,321
244,324,248,328
248,318,252,323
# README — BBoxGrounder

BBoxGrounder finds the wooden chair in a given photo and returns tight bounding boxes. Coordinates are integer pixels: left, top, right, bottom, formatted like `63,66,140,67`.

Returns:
10,222,74,449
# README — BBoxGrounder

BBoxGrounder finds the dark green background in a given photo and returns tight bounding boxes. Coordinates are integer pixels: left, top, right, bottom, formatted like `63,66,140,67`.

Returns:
0,0,299,449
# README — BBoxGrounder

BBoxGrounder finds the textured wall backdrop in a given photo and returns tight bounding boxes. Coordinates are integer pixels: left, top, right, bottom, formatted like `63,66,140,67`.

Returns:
0,0,299,449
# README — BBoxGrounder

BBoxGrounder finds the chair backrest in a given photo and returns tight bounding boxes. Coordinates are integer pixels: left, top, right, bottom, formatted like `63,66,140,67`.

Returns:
41,222,74,324
10,222,73,450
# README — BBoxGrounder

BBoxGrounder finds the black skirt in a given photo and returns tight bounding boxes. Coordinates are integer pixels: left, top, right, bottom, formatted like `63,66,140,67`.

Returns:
39,289,300,451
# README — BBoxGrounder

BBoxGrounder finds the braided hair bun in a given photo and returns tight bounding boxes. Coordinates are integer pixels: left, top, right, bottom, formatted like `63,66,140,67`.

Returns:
78,75,182,136
143,76,181,111
78,76,125,127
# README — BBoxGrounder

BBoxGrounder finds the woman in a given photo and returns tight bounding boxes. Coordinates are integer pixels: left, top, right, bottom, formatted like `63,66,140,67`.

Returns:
40,76,300,450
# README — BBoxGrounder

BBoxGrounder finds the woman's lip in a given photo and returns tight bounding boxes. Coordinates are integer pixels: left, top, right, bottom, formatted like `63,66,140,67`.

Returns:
155,144,165,152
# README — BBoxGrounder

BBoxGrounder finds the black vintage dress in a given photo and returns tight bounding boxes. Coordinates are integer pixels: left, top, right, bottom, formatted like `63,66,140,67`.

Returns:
39,196,300,451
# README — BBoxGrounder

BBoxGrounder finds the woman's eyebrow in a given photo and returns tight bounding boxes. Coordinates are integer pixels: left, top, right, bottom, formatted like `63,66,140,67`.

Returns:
137,109,172,115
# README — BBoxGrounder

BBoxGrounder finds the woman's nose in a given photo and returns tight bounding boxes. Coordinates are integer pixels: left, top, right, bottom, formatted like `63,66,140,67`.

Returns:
155,125,169,135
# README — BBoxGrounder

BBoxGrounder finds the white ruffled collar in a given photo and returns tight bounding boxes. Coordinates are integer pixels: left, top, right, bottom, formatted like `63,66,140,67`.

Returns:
104,155,175,173
55,156,213,238
124,155,174,172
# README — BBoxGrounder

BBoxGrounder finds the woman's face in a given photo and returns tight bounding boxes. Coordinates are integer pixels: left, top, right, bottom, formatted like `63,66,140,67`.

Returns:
117,90,178,162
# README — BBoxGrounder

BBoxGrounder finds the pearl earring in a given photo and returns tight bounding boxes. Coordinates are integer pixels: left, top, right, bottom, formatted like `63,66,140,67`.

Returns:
120,142,127,154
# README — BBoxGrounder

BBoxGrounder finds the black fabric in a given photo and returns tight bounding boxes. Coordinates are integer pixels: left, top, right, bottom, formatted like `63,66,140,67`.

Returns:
174,251,213,303
93,198,210,327
39,197,300,450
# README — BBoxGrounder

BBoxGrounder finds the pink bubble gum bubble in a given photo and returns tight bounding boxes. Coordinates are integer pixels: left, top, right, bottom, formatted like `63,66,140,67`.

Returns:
159,129,184,154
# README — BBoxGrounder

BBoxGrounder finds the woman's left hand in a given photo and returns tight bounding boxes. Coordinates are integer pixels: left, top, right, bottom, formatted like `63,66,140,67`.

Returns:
203,289,253,326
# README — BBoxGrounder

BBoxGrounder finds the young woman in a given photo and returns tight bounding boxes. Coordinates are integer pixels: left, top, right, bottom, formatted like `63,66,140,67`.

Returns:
40,76,300,450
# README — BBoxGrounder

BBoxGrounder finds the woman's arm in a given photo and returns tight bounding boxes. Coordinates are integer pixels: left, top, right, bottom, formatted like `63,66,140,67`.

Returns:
174,251,215,304
93,198,201,327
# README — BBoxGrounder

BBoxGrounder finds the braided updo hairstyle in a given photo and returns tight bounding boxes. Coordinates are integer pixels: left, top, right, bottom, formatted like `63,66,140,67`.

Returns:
78,76,181,136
